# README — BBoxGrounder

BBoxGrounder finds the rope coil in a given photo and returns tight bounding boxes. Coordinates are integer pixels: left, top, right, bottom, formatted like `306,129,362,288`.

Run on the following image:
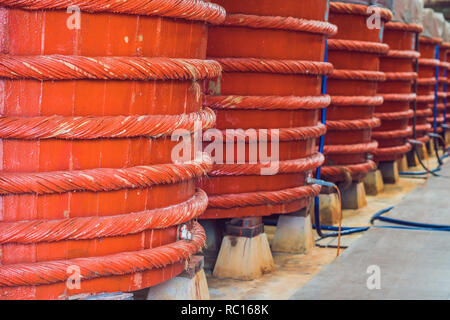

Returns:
374,110,414,120
0,108,216,140
329,69,386,82
0,189,208,244
0,158,212,195
323,141,378,155
384,72,417,81
207,184,321,209
380,93,416,102
328,39,389,55
0,0,227,24
213,58,334,75
0,221,206,287
330,96,384,106
372,127,412,139
321,160,377,181
221,13,337,36
210,152,325,177
329,2,393,21
327,118,381,131
384,22,423,33
386,50,420,59
204,95,331,111
0,55,222,81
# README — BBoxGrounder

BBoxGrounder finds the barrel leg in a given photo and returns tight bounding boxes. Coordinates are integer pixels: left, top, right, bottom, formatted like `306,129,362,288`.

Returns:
363,169,385,195
312,189,341,226
147,256,210,300
272,208,314,254
339,182,367,210
396,155,409,172
213,217,274,280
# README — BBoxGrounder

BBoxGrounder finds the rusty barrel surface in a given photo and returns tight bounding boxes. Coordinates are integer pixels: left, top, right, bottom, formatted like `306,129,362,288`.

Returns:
200,0,336,219
0,0,225,299
417,36,441,140
321,2,392,183
373,22,423,162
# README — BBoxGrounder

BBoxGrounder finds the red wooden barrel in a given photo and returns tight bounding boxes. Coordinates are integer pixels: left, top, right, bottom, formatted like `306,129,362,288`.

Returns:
200,0,336,219
321,2,393,183
373,22,423,162
0,0,225,300
417,36,441,141
432,43,449,131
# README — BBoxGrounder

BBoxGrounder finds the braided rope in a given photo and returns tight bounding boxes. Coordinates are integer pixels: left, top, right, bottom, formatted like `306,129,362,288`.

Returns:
372,127,412,139
386,50,420,59
384,22,423,33
327,118,381,131
207,184,321,209
419,36,442,45
417,78,437,86
439,62,450,69
380,93,416,102
0,55,222,81
329,69,386,82
0,158,212,195
0,0,226,24
321,160,377,180
0,108,216,140
328,39,389,55
214,58,333,75
221,14,337,36
384,72,417,81
415,110,432,118
210,152,324,177
204,95,331,111
0,190,207,244
415,123,432,132
323,141,378,155
441,42,450,50
416,95,436,103
330,96,384,106
329,2,393,21
207,124,327,143
373,143,412,158
0,221,206,287
418,58,441,67
374,110,414,120
417,135,430,143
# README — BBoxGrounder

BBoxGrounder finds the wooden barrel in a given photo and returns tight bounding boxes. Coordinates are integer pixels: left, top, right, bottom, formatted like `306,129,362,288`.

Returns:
200,0,336,219
417,36,441,141
321,2,393,183
0,0,225,299
431,43,449,132
373,22,423,162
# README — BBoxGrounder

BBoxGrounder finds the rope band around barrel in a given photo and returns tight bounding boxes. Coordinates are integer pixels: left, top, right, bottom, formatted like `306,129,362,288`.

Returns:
210,152,324,177
374,110,414,120
419,36,442,45
384,22,423,33
418,58,441,67
372,127,412,139
0,189,207,244
207,184,321,209
0,55,222,81
0,158,212,195
380,93,416,102
0,108,216,140
329,69,386,82
0,0,226,24
323,141,378,155
384,72,417,81
207,124,327,143
373,143,412,159
204,95,331,111
328,39,389,55
0,221,206,287
327,118,381,131
330,96,384,106
213,58,333,75
321,160,377,181
385,50,420,59
221,14,337,36
329,2,393,21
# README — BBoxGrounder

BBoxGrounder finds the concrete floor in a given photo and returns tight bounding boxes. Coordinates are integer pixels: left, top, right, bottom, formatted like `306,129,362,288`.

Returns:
207,156,450,300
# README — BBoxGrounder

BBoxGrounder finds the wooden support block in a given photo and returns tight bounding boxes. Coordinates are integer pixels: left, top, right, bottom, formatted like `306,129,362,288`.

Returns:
363,170,384,195
311,192,341,226
426,140,436,158
272,209,314,254
445,131,450,145
338,182,367,210
416,143,428,161
406,149,420,168
396,155,408,173
378,161,399,184
147,256,210,300
213,233,274,280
